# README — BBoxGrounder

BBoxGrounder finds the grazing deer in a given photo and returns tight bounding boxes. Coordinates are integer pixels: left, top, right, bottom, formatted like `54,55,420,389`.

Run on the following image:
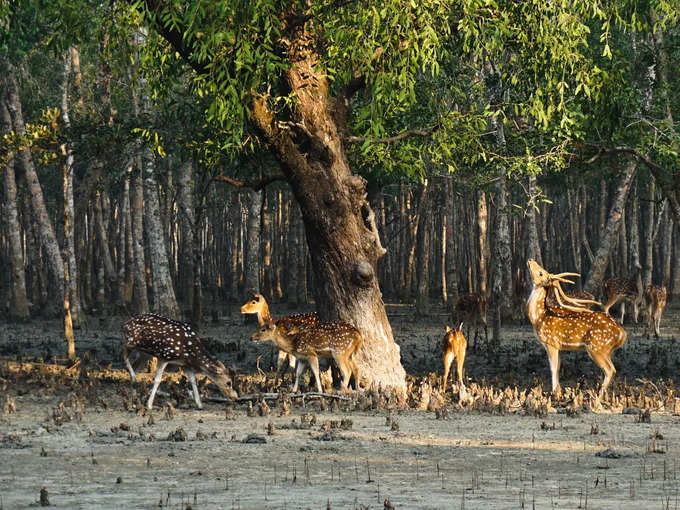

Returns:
643,285,667,338
251,320,363,393
123,313,238,409
526,260,627,403
602,272,643,324
452,293,488,349
441,324,467,392
241,294,318,383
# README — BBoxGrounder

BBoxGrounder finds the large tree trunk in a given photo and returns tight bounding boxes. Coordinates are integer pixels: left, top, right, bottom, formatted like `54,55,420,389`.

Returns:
0,93,30,320
5,62,65,313
250,37,405,392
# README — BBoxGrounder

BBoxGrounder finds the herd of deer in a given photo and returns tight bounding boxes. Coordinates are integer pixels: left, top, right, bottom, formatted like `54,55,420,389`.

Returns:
122,260,669,410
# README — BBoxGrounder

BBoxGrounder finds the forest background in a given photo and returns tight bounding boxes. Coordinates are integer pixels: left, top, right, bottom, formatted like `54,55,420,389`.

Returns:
1,0,679,390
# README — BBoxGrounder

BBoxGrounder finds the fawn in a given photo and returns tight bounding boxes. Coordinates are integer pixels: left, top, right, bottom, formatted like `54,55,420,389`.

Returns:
123,313,238,409
452,293,488,349
602,273,643,324
251,319,363,393
643,285,667,338
241,294,318,383
527,260,627,403
441,324,467,392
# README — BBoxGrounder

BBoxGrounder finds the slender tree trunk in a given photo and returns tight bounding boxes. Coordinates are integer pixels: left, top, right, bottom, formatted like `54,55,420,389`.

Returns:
477,191,488,297
261,192,273,300
5,61,65,313
527,174,542,265
491,170,512,346
177,160,194,308
672,225,680,299
445,179,459,307
245,189,263,298
643,180,655,287
94,191,117,308
286,200,299,306
130,164,149,314
662,208,672,288
415,183,432,316
0,93,29,320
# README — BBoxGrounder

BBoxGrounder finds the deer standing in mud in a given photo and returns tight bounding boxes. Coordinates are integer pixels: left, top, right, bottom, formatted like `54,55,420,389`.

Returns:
643,285,667,338
526,260,627,404
441,324,467,392
241,294,318,383
251,319,363,393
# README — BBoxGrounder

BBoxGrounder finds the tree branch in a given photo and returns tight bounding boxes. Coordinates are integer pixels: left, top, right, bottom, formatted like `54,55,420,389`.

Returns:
345,125,439,144
138,0,209,76
213,173,287,191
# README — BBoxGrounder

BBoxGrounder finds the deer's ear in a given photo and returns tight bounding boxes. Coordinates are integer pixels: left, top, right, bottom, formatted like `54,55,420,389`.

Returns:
445,325,452,332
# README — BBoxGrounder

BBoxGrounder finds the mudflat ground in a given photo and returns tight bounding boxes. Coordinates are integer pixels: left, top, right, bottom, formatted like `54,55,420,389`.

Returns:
1,302,679,509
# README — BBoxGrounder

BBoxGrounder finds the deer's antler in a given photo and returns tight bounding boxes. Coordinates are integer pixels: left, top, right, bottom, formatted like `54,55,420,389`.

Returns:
551,281,602,312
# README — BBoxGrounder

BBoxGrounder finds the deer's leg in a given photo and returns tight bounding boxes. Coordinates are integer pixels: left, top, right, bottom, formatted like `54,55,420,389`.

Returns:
602,295,618,316
654,311,661,337
291,358,306,393
349,357,361,390
187,371,203,409
308,356,323,393
587,349,615,402
147,361,169,409
619,301,626,324
123,346,136,382
456,349,465,389
543,344,561,394
442,350,453,391
335,355,352,392
632,300,639,324
275,350,290,385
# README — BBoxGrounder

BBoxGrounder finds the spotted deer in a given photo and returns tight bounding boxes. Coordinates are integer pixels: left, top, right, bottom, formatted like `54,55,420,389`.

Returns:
643,285,667,338
123,313,238,409
452,293,488,349
602,273,643,324
527,260,627,403
241,294,318,383
441,324,467,392
251,320,363,393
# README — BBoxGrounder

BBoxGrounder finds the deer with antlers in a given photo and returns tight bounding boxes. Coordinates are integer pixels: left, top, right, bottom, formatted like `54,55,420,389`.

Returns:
526,260,627,403
643,285,667,338
241,294,318,383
